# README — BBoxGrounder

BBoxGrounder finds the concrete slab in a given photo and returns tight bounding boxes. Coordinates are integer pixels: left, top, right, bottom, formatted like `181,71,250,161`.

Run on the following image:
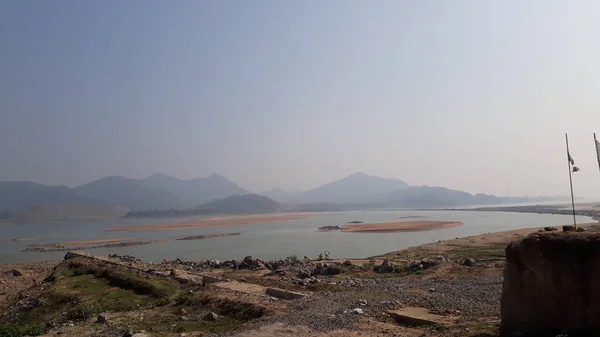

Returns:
387,307,458,326
265,287,308,300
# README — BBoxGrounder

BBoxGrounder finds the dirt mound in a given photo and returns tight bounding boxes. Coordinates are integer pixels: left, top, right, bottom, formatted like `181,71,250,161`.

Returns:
501,232,600,336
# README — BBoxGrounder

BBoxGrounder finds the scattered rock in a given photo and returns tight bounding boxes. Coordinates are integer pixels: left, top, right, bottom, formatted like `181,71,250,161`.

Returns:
562,225,576,232
463,258,476,267
243,256,255,265
343,260,353,266
132,334,150,337
357,299,368,306
352,308,364,314
96,314,107,323
326,266,342,275
297,270,312,279
378,259,394,273
11,269,22,277
204,311,219,322
122,330,134,337
318,225,341,231
543,226,558,232
429,288,436,293
179,316,189,321
576,227,586,232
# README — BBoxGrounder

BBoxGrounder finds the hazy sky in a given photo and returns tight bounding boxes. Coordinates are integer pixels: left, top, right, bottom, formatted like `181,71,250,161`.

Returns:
2,1,600,198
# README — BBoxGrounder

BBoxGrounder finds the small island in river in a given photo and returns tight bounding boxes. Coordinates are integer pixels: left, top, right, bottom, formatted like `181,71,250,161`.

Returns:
175,232,241,241
319,220,462,233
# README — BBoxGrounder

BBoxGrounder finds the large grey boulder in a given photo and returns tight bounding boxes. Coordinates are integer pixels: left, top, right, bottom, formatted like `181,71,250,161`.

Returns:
501,232,600,336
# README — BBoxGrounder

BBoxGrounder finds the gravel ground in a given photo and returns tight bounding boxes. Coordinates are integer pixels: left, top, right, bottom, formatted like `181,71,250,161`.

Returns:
242,275,502,334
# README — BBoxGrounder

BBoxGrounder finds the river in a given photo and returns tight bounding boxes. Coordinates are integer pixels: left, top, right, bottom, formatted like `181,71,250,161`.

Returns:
0,210,592,264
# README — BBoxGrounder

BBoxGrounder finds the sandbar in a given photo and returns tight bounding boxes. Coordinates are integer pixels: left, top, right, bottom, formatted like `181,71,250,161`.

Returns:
320,221,462,233
55,238,140,246
22,239,165,253
175,233,241,241
11,238,39,242
106,212,326,232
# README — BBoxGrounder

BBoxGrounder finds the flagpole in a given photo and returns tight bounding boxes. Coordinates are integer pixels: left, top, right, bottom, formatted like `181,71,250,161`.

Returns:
595,133,600,173
566,133,577,228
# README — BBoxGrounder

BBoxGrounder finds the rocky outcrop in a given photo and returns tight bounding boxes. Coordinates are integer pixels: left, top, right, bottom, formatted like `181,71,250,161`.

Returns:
204,311,219,321
378,259,395,273
501,232,600,336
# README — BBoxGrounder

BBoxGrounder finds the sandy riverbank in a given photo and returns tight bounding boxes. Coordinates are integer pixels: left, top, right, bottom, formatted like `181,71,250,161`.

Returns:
106,212,327,232
319,220,462,233
5,222,598,337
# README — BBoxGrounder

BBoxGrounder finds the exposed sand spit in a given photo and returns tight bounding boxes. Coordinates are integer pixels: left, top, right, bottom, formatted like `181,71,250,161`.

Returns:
106,212,326,232
319,221,462,233
175,232,241,240
56,238,140,246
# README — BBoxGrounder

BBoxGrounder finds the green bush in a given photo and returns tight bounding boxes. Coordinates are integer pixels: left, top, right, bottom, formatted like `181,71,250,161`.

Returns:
372,265,380,272
72,266,92,276
0,324,47,337
155,297,171,307
174,293,193,305
286,255,298,263
66,303,95,321
361,262,374,270
393,265,405,273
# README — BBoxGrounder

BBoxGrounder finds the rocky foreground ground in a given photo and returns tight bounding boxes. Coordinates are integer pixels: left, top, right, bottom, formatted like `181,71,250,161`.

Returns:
3,224,591,337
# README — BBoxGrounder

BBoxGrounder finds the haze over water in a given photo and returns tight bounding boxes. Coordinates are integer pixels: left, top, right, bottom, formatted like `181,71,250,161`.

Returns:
2,1,600,199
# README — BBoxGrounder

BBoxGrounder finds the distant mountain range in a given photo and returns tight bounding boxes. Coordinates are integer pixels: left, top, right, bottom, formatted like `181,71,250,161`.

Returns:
127,194,281,218
0,172,560,220
0,173,249,214
140,173,249,206
297,172,409,203
259,188,299,202
262,172,556,208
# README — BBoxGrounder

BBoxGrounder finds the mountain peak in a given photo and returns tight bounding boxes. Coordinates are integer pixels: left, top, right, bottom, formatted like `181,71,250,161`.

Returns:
347,172,369,178
147,172,174,179
300,172,409,203
140,173,249,205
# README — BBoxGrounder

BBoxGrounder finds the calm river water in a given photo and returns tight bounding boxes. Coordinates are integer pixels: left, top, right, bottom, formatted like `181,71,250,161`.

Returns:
0,210,592,264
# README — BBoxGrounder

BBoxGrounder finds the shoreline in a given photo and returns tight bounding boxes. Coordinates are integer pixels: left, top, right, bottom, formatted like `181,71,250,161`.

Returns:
448,204,600,222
